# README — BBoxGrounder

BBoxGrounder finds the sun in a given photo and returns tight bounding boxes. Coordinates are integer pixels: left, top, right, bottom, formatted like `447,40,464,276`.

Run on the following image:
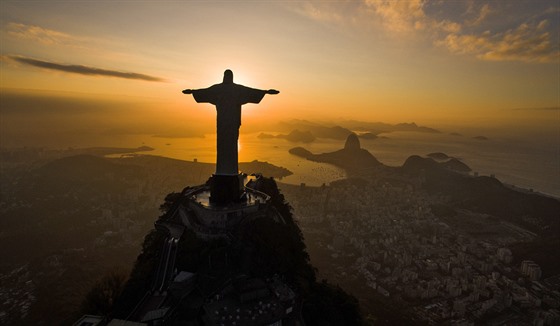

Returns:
230,70,254,86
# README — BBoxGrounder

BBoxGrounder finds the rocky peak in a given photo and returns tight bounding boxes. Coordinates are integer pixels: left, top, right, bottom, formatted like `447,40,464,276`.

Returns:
344,133,361,150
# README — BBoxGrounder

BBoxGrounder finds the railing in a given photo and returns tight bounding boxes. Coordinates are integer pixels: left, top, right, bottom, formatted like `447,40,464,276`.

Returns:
153,237,179,292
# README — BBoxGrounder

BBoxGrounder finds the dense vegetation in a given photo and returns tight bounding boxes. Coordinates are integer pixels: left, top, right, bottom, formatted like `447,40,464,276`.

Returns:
402,155,560,236
90,177,363,324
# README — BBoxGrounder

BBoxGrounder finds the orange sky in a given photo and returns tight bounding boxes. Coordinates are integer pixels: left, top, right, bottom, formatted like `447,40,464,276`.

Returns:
1,1,559,138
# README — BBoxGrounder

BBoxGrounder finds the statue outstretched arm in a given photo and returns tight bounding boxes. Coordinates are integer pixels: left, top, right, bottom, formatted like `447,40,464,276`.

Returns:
182,86,218,104
267,89,279,94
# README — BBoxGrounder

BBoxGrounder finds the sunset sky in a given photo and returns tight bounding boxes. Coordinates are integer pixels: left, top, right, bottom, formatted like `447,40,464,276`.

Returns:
1,0,559,143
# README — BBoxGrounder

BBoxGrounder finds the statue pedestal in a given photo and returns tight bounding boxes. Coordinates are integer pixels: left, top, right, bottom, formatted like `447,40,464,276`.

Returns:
209,174,244,205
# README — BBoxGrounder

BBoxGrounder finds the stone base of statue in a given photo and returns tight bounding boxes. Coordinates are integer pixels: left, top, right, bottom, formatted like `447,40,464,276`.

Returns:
209,174,245,205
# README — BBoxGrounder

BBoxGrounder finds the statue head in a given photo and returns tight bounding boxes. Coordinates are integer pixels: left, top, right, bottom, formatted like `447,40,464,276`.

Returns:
223,69,233,84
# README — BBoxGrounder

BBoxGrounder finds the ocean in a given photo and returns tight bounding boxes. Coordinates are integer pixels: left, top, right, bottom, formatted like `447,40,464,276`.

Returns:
107,130,559,198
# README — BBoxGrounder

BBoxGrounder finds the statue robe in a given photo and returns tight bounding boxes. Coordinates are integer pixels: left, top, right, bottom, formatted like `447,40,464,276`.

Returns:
192,83,266,175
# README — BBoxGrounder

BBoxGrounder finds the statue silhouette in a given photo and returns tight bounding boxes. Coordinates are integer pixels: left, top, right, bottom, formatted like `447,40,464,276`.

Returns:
182,69,278,204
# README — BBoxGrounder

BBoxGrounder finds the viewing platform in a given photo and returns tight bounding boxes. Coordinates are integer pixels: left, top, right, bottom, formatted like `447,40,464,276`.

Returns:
158,174,282,241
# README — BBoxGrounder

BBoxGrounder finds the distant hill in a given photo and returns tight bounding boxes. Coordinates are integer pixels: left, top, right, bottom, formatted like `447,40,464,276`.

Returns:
289,147,313,159
289,133,383,175
279,120,441,140
279,120,353,140
427,152,450,160
358,132,378,140
394,122,440,133
290,137,559,236
108,177,363,325
10,154,293,220
64,146,154,156
115,154,292,180
442,158,471,173
258,129,316,143
0,154,295,325
425,153,471,173
336,120,441,134
401,155,560,235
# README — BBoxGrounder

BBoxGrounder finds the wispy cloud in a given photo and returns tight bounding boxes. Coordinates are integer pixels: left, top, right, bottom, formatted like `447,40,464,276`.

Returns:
4,22,149,64
364,0,427,33
293,0,559,64
437,20,560,63
295,2,344,25
466,4,492,26
363,0,463,36
6,22,77,45
9,56,166,82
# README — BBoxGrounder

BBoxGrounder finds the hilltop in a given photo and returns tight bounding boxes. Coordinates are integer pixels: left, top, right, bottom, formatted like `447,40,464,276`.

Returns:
98,177,363,325
275,119,440,142
290,134,559,237
258,129,316,143
0,153,293,325
289,133,382,175
402,155,560,236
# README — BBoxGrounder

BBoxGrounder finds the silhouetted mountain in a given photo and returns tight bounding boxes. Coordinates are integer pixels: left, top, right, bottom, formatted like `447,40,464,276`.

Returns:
279,120,353,140
404,155,472,173
258,129,316,143
345,133,361,150
277,120,440,141
117,154,292,179
284,129,315,142
427,152,450,160
289,142,557,237
423,153,471,172
358,132,378,140
257,132,275,139
394,122,440,133
473,135,489,140
289,133,382,175
401,155,560,235
288,146,313,159
338,120,441,134
442,158,471,173
63,146,154,156
11,154,291,213
107,177,363,325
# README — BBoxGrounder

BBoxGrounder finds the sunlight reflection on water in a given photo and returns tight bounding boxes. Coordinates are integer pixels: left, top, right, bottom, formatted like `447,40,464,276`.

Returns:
108,131,558,197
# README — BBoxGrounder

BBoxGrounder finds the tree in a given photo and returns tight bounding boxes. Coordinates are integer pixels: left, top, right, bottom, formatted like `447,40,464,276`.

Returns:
81,270,128,316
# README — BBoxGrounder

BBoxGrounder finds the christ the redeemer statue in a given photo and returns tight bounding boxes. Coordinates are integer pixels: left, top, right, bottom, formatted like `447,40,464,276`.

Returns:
182,69,278,204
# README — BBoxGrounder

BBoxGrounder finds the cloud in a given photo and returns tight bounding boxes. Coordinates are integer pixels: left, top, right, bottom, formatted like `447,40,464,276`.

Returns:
364,0,427,33
370,1,560,63
9,56,166,82
436,20,560,63
4,22,144,62
293,1,558,64
295,2,344,24
467,4,492,26
6,22,76,45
